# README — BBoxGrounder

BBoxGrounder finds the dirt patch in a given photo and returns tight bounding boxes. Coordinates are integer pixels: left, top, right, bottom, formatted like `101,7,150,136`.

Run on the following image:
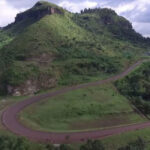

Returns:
7,74,57,96
70,114,131,130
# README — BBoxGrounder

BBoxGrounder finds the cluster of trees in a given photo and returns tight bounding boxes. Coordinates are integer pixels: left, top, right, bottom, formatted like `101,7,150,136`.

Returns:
45,138,146,150
0,136,104,150
80,8,116,16
0,135,146,150
44,138,146,150
115,62,150,115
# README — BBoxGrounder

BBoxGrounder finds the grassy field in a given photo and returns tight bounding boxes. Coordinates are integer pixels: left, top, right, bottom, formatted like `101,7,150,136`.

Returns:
20,83,146,132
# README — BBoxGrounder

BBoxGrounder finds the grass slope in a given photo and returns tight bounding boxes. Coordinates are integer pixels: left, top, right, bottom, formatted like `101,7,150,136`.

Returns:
21,83,146,132
0,5,124,95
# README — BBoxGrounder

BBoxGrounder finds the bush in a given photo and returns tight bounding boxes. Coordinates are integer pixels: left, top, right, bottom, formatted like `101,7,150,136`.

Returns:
118,138,145,150
0,136,29,150
115,62,150,115
80,140,105,150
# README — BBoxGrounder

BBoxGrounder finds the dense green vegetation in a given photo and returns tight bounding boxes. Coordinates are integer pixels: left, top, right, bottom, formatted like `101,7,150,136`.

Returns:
115,61,150,115
0,30,13,49
0,1,149,96
80,140,105,150
118,138,145,150
80,138,145,150
0,134,106,150
0,136,29,150
78,8,150,45
0,134,75,150
101,127,150,150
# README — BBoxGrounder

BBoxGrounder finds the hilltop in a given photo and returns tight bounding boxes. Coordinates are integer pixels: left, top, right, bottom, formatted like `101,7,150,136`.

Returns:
0,1,149,96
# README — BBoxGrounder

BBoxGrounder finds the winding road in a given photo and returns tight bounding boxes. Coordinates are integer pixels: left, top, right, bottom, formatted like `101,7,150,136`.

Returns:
1,60,150,144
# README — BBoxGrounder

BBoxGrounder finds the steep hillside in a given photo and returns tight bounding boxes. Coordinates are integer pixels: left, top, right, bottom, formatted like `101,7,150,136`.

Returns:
0,1,149,96
115,61,150,115
76,8,148,43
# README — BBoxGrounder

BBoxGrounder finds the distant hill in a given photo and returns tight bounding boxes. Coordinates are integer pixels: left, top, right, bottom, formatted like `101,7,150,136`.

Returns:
0,1,149,96
75,8,150,44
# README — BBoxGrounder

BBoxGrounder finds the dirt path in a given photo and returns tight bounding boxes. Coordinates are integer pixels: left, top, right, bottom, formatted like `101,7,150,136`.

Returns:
1,60,150,144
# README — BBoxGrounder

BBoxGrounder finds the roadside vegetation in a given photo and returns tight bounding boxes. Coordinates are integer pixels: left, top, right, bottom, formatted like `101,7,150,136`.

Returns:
102,127,150,150
0,134,146,150
118,138,145,150
115,61,150,115
0,134,73,150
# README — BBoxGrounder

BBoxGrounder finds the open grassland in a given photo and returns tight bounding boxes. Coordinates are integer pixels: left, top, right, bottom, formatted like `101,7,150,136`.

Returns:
21,83,146,132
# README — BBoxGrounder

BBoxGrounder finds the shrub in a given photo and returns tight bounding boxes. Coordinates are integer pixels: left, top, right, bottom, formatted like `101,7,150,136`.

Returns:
115,62,150,115
0,136,29,150
118,138,145,150
80,140,105,150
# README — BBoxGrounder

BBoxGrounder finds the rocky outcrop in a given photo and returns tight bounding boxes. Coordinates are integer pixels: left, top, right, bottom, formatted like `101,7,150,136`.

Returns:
7,77,57,96
15,2,63,23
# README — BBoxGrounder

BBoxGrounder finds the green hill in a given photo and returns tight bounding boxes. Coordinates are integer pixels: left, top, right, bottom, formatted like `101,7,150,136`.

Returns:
0,1,149,96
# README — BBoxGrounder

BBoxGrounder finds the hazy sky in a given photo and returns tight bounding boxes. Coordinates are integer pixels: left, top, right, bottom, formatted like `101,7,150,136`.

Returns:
1,0,150,37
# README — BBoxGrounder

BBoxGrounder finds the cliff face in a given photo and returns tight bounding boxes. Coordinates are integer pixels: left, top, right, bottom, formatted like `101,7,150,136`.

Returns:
15,2,63,23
